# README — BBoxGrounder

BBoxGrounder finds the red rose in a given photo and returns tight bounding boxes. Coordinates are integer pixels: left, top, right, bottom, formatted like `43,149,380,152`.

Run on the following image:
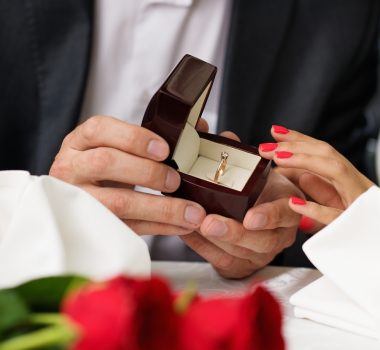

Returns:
62,277,135,350
62,276,179,350
122,276,180,350
180,285,284,350
63,276,283,350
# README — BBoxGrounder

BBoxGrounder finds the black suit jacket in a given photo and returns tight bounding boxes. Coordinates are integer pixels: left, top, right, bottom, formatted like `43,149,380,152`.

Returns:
0,1,379,266
1,0,379,175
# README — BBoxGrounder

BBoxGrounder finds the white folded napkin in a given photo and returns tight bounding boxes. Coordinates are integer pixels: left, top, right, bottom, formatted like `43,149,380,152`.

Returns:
291,276,378,339
290,186,380,339
0,171,151,288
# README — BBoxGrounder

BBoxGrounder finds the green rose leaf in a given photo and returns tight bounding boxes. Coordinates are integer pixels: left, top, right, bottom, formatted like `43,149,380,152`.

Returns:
13,275,89,312
0,290,29,334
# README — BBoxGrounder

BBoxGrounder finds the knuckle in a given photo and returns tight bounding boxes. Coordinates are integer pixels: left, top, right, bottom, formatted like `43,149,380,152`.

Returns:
140,163,156,183
228,228,245,245
141,163,165,186
298,153,311,164
318,141,334,155
80,116,104,143
219,220,244,244
106,193,129,217
252,253,273,269
88,148,113,174
124,220,138,232
258,234,279,253
236,246,255,259
158,200,175,222
274,228,296,252
283,232,296,249
49,156,71,180
331,158,347,175
268,204,282,226
123,127,139,148
61,132,73,147
321,142,342,161
214,253,235,270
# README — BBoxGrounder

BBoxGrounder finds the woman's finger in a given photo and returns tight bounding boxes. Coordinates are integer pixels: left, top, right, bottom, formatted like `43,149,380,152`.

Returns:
260,139,343,159
298,172,344,209
298,215,325,234
270,125,320,143
273,152,373,205
289,196,343,225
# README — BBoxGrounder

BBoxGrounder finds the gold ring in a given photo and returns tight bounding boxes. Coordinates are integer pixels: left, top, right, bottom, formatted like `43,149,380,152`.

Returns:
214,151,229,183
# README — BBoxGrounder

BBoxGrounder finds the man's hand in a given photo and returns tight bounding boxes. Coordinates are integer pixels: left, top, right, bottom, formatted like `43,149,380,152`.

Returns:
50,116,206,235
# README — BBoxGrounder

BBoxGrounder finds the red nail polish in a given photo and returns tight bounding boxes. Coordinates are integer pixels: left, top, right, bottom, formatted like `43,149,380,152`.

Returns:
272,125,289,134
290,196,306,205
299,215,314,231
259,143,278,152
275,151,293,159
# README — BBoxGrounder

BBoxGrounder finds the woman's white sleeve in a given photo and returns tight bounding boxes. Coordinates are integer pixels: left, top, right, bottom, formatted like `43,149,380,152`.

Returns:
303,186,380,322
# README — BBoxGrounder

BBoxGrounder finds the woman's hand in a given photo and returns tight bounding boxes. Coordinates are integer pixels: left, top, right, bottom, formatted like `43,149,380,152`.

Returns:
258,125,374,227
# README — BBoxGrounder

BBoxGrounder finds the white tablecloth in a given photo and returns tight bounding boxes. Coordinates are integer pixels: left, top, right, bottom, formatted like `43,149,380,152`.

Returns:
152,261,380,350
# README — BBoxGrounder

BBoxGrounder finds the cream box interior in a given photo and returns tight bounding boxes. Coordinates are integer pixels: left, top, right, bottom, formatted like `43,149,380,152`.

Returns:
172,83,261,192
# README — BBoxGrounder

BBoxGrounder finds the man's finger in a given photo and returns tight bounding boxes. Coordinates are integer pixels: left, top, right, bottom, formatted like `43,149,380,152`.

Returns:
219,130,241,142
243,198,301,230
124,220,193,236
82,186,206,230
181,232,258,279
59,147,181,192
270,126,320,144
204,236,278,268
63,116,170,161
199,213,296,253
196,118,209,133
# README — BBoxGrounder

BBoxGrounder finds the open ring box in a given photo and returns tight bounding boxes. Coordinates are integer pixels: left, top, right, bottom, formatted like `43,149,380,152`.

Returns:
142,55,271,221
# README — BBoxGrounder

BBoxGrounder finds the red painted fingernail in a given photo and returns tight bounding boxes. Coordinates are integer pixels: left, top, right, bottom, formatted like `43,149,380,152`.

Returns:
272,125,289,134
259,143,278,152
275,151,293,159
299,215,314,231
290,196,306,205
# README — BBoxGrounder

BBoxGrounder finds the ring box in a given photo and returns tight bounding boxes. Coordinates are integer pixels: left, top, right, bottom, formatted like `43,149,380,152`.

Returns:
142,55,271,221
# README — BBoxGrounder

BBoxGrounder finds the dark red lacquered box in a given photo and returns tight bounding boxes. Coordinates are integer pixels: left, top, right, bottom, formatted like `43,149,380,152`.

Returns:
142,54,271,221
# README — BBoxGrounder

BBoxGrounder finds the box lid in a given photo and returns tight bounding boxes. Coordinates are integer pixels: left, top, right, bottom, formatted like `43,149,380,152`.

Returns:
142,55,217,166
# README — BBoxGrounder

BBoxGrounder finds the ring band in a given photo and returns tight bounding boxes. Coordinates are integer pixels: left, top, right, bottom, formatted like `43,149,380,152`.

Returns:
214,151,229,183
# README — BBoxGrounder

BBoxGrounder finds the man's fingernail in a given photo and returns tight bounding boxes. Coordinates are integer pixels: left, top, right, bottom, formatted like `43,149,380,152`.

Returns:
290,196,306,205
206,220,228,237
165,169,180,191
247,213,268,229
272,125,289,134
184,206,205,225
259,143,278,152
147,139,168,159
